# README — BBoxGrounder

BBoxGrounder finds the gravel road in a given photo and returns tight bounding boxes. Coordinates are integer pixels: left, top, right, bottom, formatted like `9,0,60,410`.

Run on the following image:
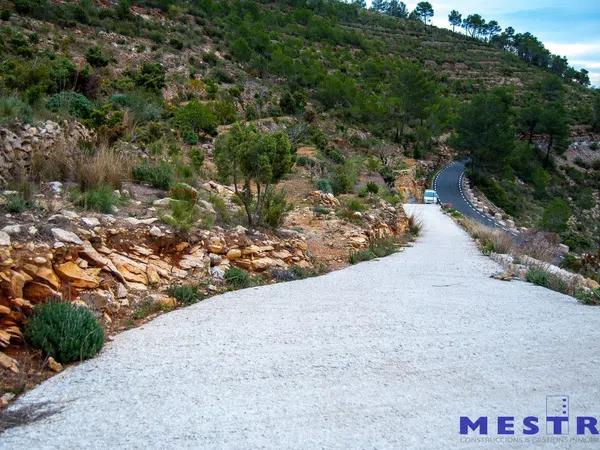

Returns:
2,205,600,449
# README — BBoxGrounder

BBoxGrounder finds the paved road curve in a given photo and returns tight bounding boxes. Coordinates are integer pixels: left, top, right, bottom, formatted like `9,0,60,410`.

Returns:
2,205,600,449
433,161,500,229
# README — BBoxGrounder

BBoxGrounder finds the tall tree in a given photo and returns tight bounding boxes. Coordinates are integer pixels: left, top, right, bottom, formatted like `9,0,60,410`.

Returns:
414,2,433,24
370,0,388,13
386,63,437,145
538,103,569,167
214,124,293,226
386,0,407,18
451,87,515,176
448,10,461,32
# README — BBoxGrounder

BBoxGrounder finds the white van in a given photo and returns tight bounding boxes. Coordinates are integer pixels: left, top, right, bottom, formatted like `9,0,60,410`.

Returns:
423,189,439,204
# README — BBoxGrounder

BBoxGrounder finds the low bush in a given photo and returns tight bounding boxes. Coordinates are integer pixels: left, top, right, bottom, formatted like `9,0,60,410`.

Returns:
169,182,198,204
575,288,600,305
85,46,110,68
0,95,32,125
345,198,366,212
47,91,95,119
332,161,357,194
161,199,200,232
316,179,334,194
525,267,570,295
25,301,104,364
189,148,204,169
167,284,202,305
224,267,252,289
4,193,33,213
132,160,173,190
74,184,119,213
540,198,571,233
173,100,218,136
369,237,400,258
261,189,292,228
132,297,173,320
366,182,379,194
349,249,375,264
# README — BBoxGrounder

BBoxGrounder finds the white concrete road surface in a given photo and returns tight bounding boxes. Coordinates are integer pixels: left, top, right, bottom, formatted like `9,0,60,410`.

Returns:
2,205,600,449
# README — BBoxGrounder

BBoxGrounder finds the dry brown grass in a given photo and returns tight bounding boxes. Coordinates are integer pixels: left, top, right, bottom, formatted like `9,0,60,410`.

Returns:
74,146,132,191
460,218,514,255
459,218,560,263
31,139,132,191
31,136,72,182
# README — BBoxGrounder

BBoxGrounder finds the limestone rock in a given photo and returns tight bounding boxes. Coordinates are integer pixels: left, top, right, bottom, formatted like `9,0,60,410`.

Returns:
226,249,242,260
23,282,58,302
0,231,10,246
47,356,63,373
51,228,83,245
2,225,21,235
81,217,100,227
80,290,114,310
0,351,18,373
55,262,101,289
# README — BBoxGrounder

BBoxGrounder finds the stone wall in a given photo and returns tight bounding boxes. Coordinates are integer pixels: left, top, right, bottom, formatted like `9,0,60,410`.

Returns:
0,121,91,187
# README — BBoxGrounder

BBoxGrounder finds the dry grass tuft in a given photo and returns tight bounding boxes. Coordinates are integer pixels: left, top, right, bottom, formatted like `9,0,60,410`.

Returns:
460,218,514,255
75,146,132,191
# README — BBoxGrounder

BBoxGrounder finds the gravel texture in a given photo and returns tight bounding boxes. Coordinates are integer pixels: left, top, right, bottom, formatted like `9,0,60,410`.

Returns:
2,205,600,449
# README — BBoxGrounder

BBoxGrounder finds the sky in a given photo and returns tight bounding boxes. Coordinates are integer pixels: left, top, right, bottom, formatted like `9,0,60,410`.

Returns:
367,1,600,87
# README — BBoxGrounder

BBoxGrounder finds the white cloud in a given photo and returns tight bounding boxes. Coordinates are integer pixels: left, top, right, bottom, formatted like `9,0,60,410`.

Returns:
545,42,600,58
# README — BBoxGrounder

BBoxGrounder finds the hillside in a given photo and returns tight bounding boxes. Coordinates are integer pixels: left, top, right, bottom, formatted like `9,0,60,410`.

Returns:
0,0,600,399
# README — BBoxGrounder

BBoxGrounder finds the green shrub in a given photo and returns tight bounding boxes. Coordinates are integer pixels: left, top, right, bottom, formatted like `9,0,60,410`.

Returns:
74,185,119,213
167,284,202,305
345,198,366,212
525,267,569,294
575,288,600,305
132,160,174,190
25,301,104,364
4,193,32,213
0,95,33,125
47,91,94,119
369,237,400,257
349,249,375,264
169,182,198,204
366,182,379,194
161,199,200,232
210,100,237,124
261,189,292,228
540,198,571,233
332,161,357,194
173,100,217,135
135,62,165,92
224,267,252,289
314,205,330,215
85,46,109,68
279,90,306,115
209,193,231,225
189,148,205,169
575,188,595,210
525,267,550,286
316,179,334,194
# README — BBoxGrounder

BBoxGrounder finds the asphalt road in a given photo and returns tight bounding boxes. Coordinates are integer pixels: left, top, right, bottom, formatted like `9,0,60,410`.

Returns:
2,205,600,449
433,161,500,229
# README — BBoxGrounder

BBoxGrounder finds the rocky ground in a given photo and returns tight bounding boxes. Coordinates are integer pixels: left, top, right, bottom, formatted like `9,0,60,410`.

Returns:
0,169,412,405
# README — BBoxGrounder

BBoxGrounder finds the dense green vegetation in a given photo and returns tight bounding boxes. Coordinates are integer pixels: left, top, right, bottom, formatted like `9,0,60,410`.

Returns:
25,301,104,363
0,0,598,251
